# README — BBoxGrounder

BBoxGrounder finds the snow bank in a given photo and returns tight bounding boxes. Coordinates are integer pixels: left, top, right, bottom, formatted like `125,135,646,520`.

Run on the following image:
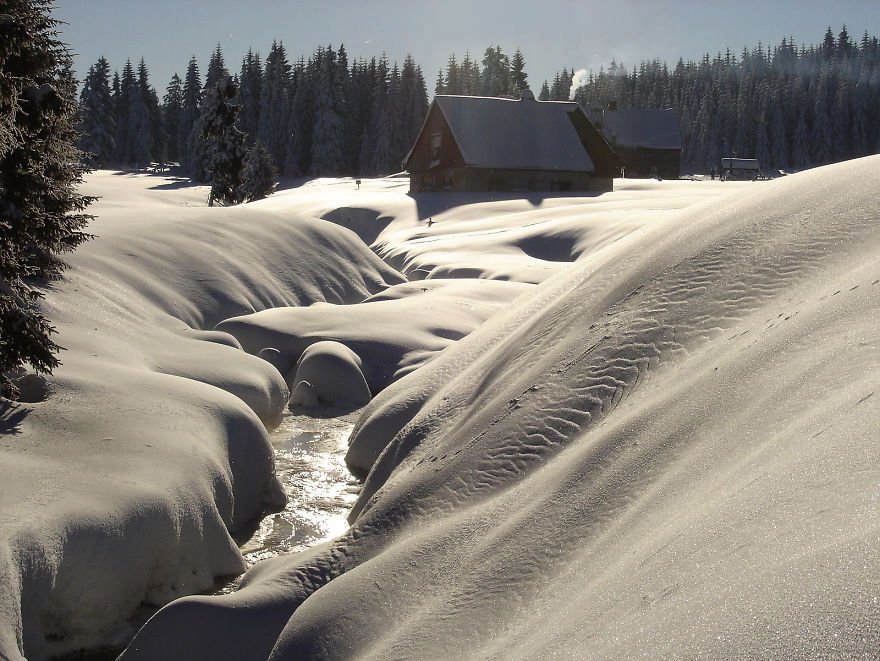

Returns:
122,158,880,658
289,341,371,409
216,278,532,396
0,171,403,660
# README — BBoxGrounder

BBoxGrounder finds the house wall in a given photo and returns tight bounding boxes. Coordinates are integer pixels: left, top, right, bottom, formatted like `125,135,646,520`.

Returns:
404,107,464,173
567,110,620,178
410,168,612,193
617,147,680,179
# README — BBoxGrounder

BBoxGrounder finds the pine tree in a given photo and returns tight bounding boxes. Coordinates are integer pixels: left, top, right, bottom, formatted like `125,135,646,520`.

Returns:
345,58,374,174
398,55,428,154
204,44,228,90
179,56,202,174
286,55,314,177
481,45,509,97
237,49,262,147
509,48,528,96
113,59,135,162
460,52,480,95
187,46,228,181
259,40,291,173
0,0,95,398
240,140,277,202
445,54,461,95
811,63,834,164
77,56,116,166
197,75,246,206
162,73,183,163
309,45,347,176
538,80,550,101
790,105,811,168
361,55,392,175
132,58,162,166
434,69,445,95
768,85,788,169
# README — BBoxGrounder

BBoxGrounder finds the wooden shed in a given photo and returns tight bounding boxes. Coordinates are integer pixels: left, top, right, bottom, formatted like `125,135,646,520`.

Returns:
403,92,618,193
600,108,682,179
720,157,760,180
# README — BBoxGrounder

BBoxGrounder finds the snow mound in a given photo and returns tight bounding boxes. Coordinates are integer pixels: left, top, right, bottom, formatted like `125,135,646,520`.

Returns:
122,158,880,659
288,341,371,410
0,171,404,660
216,278,532,393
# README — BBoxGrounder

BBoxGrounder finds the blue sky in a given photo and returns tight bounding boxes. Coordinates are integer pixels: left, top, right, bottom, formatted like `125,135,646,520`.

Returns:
56,0,880,95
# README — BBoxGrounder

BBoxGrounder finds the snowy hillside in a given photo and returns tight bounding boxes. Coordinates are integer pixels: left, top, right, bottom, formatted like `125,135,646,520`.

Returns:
3,160,879,659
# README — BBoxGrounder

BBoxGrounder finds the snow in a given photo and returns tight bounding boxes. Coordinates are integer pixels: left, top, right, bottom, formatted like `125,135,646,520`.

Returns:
429,95,597,172
0,171,401,659
4,159,880,659
288,341,371,409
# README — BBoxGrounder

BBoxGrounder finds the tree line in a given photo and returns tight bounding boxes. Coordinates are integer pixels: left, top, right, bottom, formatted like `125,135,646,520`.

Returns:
567,27,880,172
77,42,431,184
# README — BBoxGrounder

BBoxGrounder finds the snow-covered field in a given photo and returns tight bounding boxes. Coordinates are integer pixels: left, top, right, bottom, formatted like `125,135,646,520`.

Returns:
1,160,878,659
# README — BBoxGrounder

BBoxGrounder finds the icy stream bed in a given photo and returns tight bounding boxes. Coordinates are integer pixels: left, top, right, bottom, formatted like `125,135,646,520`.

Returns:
218,410,361,592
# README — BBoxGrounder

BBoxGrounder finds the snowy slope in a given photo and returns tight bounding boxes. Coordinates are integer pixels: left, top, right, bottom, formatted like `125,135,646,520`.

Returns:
121,158,880,659
0,172,404,660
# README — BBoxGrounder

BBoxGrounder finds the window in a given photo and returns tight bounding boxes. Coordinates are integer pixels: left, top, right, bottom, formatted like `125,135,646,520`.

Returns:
430,133,442,167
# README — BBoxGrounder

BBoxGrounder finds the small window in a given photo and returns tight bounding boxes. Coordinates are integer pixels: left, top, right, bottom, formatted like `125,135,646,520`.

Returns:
430,133,442,167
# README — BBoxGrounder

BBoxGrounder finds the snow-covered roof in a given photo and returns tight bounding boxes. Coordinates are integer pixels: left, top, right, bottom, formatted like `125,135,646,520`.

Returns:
602,108,681,150
721,157,760,169
434,95,596,172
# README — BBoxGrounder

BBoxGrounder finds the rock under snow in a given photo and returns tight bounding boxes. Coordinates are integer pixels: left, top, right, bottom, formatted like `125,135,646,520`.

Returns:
288,341,371,410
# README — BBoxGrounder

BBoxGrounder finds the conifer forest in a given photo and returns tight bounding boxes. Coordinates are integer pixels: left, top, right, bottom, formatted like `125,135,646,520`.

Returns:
76,27,880,184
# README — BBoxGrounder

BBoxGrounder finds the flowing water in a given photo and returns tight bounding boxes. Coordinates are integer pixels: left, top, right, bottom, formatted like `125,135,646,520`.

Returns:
213,410,361,598
240,410,361,565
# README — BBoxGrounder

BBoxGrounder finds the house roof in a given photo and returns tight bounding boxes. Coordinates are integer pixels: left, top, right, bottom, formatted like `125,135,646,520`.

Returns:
721,157,759,169
602,109,681,150
431,95,596,172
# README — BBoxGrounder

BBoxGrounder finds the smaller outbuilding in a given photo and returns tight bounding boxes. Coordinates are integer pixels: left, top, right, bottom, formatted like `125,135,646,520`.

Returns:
720,157,760,181
403,91,618,194
600,108,682,179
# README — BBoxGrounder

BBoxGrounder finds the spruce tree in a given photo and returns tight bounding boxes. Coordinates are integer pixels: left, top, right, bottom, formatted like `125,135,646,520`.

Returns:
0,0,95,398
179,56,202,174
509,48,528,96
204,44,228,91
137,58,165,166
538,80,550,101
481,45,509,97
240,140,277,202
259,41,291,173
398,55,428,153
361,55,392,175
445,54,461,95
237,49,262,146
309,45,347,176
113,59,135,162
434,69,445,95
198,75,246,206
77,56,116,166
345,58,374,174
162,73,183,163
188,46,227,182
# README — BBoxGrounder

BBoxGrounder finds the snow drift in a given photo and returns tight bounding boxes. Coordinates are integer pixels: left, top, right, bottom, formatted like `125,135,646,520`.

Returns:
0,172,403,660
121,157,880,659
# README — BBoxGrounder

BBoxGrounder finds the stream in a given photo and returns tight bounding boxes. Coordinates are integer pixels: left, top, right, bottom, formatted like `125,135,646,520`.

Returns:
218,409,362,593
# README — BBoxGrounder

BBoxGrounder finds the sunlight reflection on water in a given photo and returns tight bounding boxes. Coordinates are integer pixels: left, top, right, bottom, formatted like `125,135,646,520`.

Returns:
239,410,361,565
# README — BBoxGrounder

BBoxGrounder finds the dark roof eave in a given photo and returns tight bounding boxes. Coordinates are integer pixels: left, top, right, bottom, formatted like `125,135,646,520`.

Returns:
462,164,596,173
